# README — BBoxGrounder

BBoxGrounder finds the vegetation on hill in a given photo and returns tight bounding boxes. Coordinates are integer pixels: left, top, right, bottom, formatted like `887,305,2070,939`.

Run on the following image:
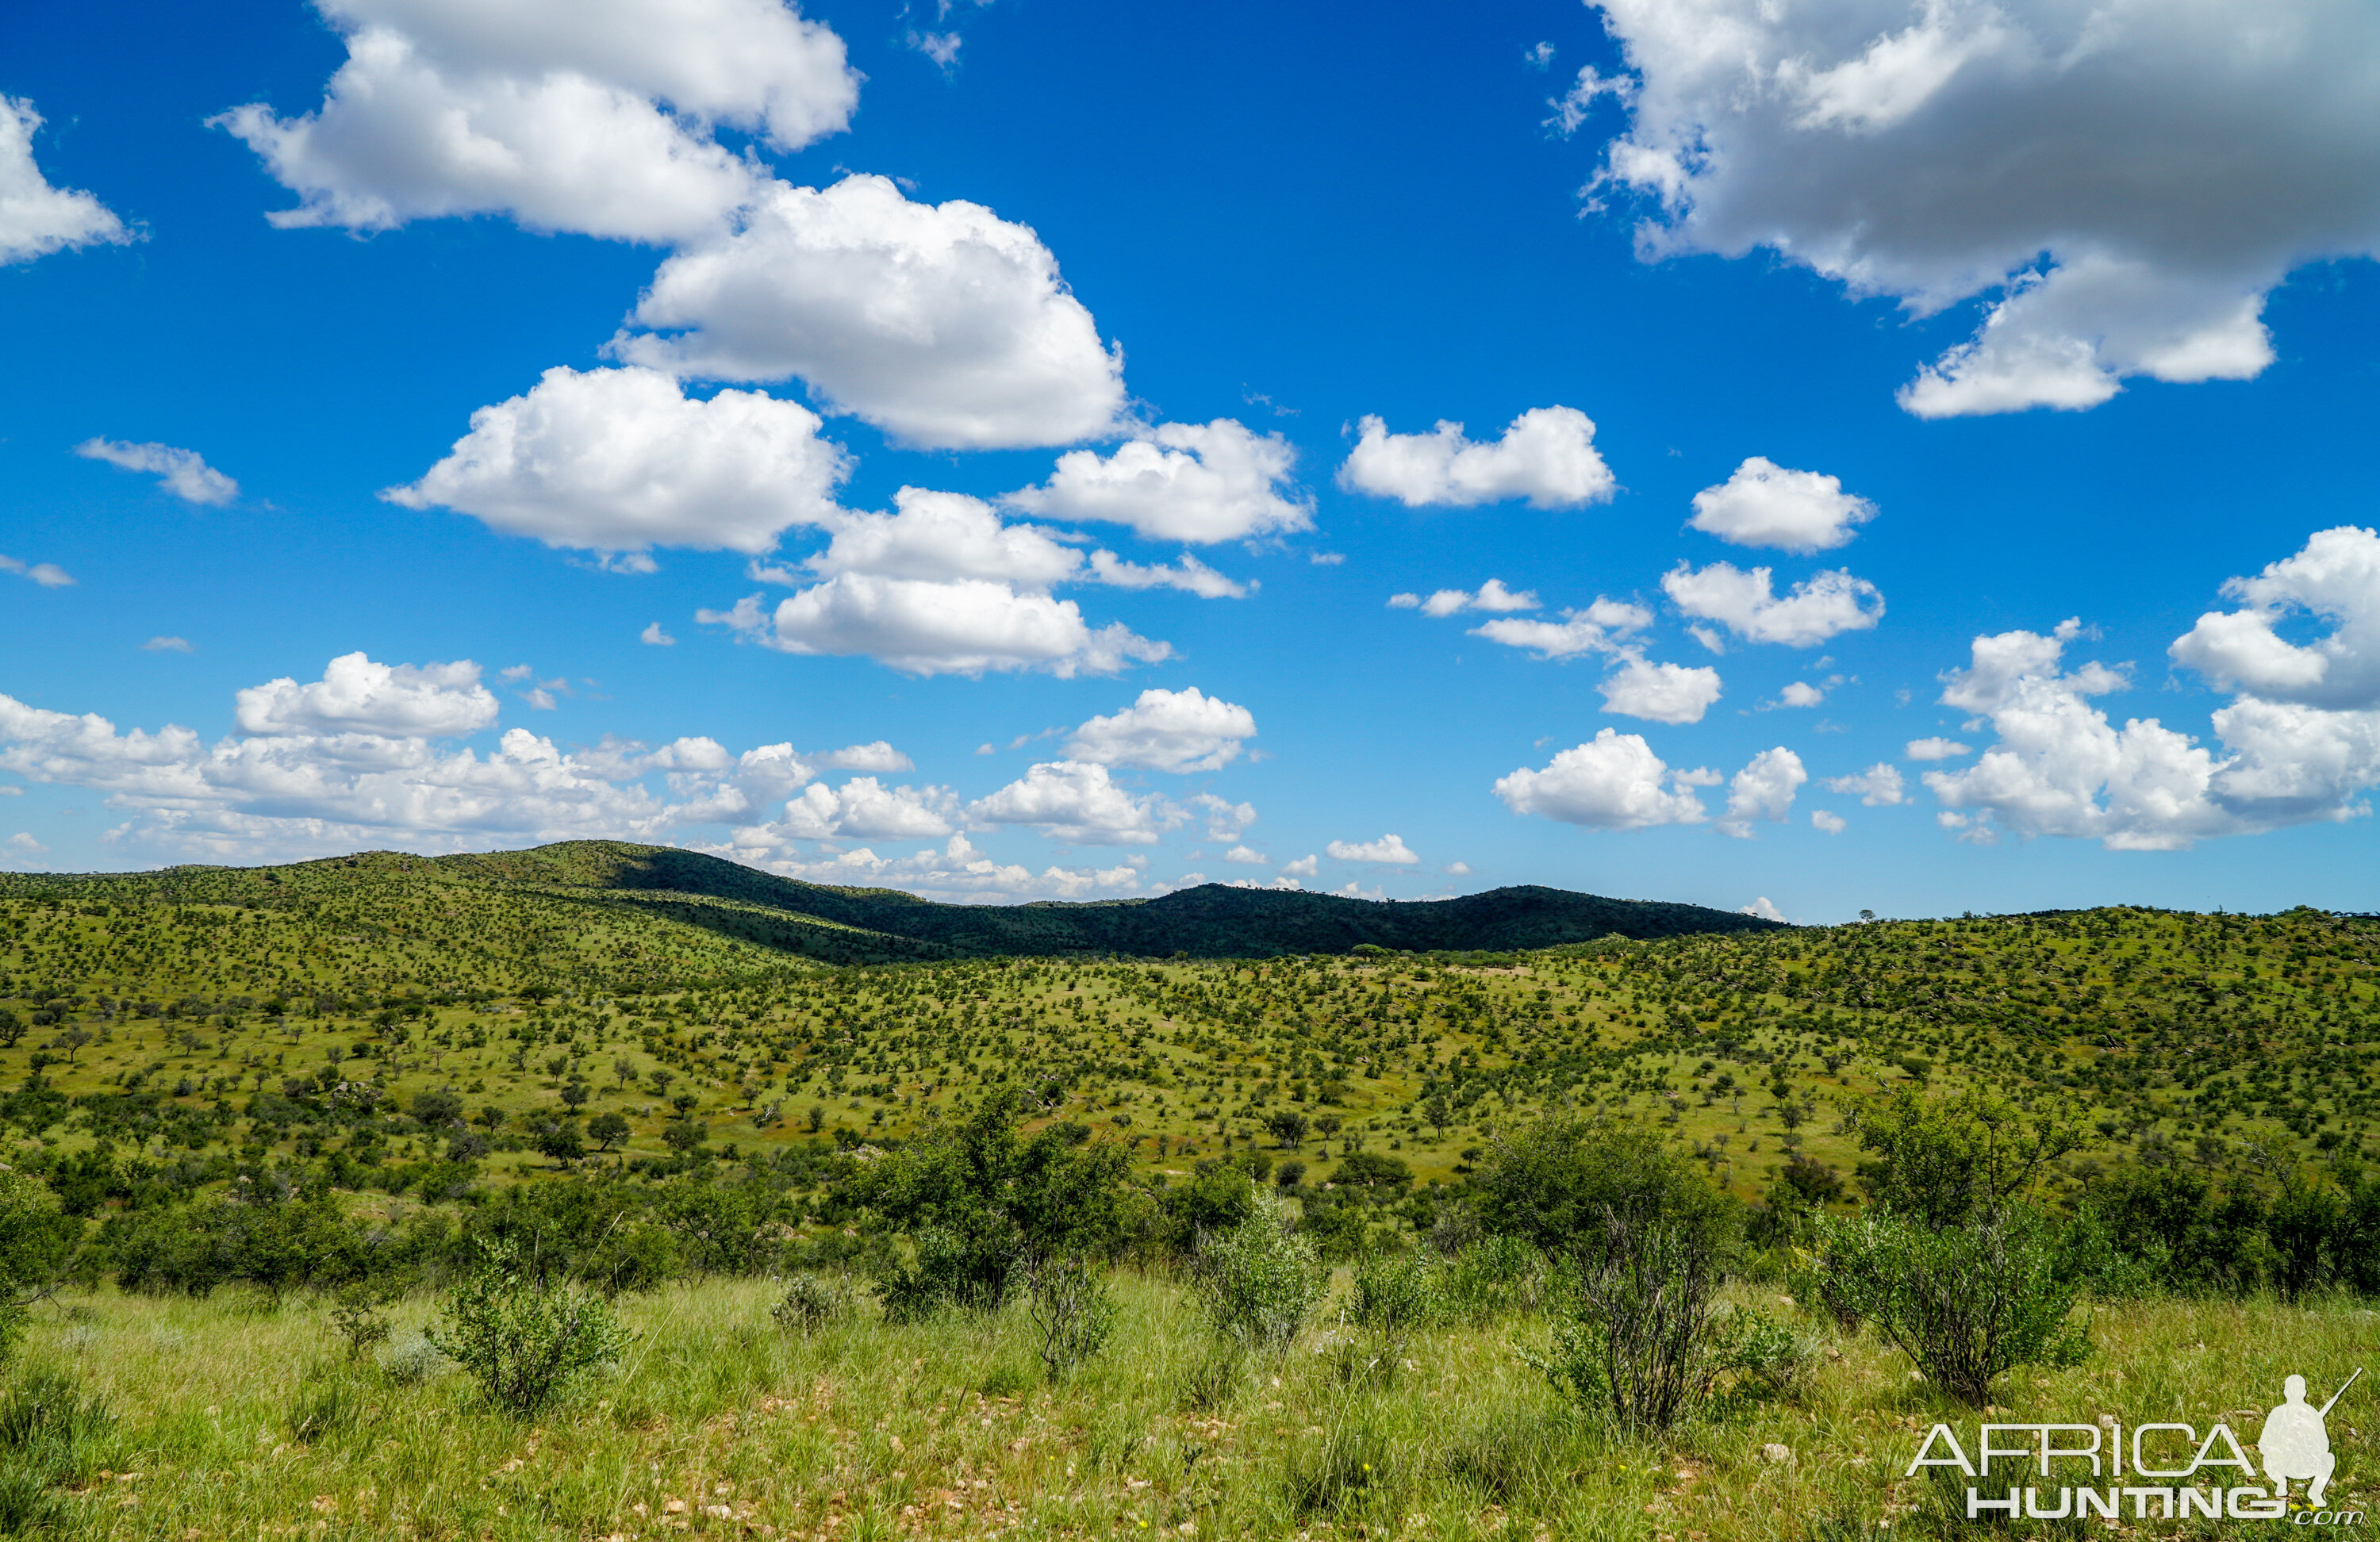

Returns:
2,846,2378,1537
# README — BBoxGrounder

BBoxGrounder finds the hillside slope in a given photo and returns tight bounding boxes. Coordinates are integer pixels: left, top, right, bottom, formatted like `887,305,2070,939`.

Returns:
0,839,1779,962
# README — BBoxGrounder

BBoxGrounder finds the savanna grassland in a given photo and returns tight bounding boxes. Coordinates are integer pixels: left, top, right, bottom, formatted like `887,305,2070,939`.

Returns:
2,842,2379,1540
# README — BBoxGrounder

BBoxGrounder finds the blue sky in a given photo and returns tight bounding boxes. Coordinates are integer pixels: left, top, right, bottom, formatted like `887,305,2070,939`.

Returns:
5,0,2380,923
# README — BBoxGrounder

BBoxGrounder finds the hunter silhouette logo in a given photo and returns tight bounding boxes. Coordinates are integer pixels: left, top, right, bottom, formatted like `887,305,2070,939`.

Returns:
2263,1369,2360,1509
1908,1367,2367,1524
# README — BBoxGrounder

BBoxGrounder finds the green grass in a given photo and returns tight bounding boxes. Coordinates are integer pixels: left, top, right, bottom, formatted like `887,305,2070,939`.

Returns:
10,1272,2378,1540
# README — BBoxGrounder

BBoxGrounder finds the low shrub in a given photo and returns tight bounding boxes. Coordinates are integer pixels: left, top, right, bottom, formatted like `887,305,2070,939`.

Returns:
1022,1254,1119,1380
770,1272,860,1334
1194,1199,1325,1353
428,1241,628,1417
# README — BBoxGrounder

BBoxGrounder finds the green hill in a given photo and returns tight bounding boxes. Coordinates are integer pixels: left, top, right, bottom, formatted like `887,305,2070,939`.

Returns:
0,838,1779,965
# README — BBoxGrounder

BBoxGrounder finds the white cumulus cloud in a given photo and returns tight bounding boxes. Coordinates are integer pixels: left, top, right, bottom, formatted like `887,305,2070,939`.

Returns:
1005,420,1310,543
1825,763,1906,806
1740,896,1786,922
1688,457,1875,552
0,556,75,589
2169,526,2380,712
813,741,912,773
766,776,955,840
1468,597,1650,658
1662,562,1884,646
612,175,1125,448
1389,578,1539,617
75,439,238,505
234,654,499,738
1811,809,1847,834
1326,833,1419,865
1599,658,1724,724
2,98,129,265
1338,406,1614,508
213,0,857,243
1906,737,1971,761
385,366,850,555
965,760,1181,845
1718,746,1806,838
1586,0,2380,416
1065,688,1257,773
1493,728,1712,829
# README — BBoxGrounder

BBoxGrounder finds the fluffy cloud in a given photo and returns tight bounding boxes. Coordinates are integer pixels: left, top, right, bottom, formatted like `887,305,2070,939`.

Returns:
1326,833,1419,865
0,556,74,589
215,0,856,243
1083,551,1251,600
1338,407,1614,508
233,654,498,738
1005,420,1311,543
613,175,1125,448
1494,728,1712,829
704,488,1178,677
813,741,912,773
1662,562,1883,646
1906,737,1971,761
1586,0,2380,416
2,98,129,265
1739,896,1786,921
1389,579,1539,617
1810,810,1848,834
1189,793,1257,842
965,760,1181,845
706,579,1168,678
1921,620,2236,849
766,777,955,840
1468,597,1650,658
1222,844,1269,865
1280,853,1319,878
1825,763,1906,806
1688,458,1875,552
1776,681,1825,708
74,439,237,505
1599,658,1724,724
640,623,676,646
2169,526,2380,712
704,830,1142,902
1719,747,1806,838
385,366,849,555
1065,688,1257,773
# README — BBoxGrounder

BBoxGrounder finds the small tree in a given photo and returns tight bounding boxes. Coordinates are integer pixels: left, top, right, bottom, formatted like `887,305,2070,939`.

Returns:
587,1111,631,1153
1021,1253,1119,1380
1812,1206,2086,1407
0,1010,23,1050
1194,1197,1324,1352
1265,1110,1310,1151
429,1241,626,1417
1529,1206,1731,1433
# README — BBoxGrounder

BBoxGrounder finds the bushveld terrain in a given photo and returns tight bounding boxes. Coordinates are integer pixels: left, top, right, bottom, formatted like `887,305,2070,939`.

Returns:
1,842,2378,1540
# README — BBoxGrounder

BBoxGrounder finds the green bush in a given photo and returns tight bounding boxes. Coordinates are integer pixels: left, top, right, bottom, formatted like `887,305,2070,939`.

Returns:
1349,1249,1442,1338
1194,1198,1325,1352
428,1241,628,1417
1023,1254,1119,1380
1811,1205,2087,1408
841,1087,1132,1319
1526,1208,1729,1432
770,1272,858,1333
1440,1234,1548,1321
1472,1117,1737,1270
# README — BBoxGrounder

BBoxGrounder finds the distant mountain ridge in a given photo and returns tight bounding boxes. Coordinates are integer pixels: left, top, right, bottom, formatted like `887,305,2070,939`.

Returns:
0,839,1783,961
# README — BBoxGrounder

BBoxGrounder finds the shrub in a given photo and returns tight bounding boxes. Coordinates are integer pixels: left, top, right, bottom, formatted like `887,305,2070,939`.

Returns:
770,1272,858,1333
1526,1208,1727,1432
841,1087,1133,1318
328,1282,396,1360
1349,1249,1442,1340
1712,1305,1814,1404
1472,1117,1737,1271
1194,1198,1325,1352
1811,1205,2087,1408
428,1241,628,1417
1440,1233,1548,1321
1022,1254,1119,1380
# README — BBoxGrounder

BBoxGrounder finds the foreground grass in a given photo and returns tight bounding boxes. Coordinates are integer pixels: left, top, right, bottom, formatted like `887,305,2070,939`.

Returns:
11,1275,2379,1541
